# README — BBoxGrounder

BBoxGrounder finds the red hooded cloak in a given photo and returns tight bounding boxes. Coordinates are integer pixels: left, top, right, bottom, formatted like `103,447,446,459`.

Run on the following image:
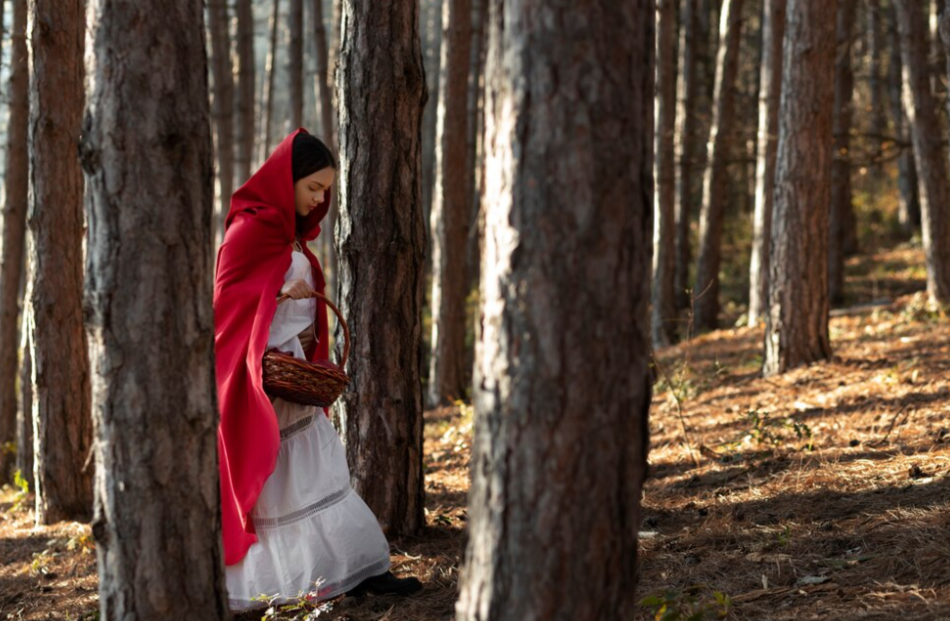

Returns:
214,129,332,566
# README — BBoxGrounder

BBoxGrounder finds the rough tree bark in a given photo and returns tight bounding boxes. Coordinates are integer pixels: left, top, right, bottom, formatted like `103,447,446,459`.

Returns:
260,0,282,162
208,0,235,246
888,2,921,232
653,0,677,347
81,0,226,617
868,0,887,172
235,0,255,185
290,0,304,128
748,0,785,326
829,0,858,305
0,0,29,484
674,0,700,312
428,0,473,405
454,1,652,620
336,0,427,536
29,0,94,524
693,0,745,332
763,0,837,377
17,276,32,490
896,0,950,305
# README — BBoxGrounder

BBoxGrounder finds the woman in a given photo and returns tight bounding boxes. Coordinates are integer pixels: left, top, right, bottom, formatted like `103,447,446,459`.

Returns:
214,129,422,611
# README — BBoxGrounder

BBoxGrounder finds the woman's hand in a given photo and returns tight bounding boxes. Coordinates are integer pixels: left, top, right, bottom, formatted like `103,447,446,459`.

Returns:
297,324,316,354
279,279,313,300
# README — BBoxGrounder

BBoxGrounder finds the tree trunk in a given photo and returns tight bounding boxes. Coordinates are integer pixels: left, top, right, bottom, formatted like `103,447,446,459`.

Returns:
421,0,445,245
896,0,950,304
454,1,652,620
311,0,338,297
29,0,94,525
81,0,226,617
888,2,921,232
0,0,29,484
464,0,489,292
16,288,36,490
829,0,857,306
763,0,836,377
336,0,427,536
290,0,304,128
868,0,887,172
235,0,255,186
693,0,745,332
653,0,677,347
428,0,473,406
674,0,700,313
208,0,235,247
748,0,785,326
260,0,282,163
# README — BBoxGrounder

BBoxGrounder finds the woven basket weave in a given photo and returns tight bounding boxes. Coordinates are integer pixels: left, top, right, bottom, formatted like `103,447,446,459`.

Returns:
262,292,350,407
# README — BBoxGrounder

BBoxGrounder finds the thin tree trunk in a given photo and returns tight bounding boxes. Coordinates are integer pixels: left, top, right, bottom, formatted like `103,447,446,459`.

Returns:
29,0,93,524
422,0,445,245
748,0,785,326
653,0,677,347
290,0,304,128
763,0,836,377
896,0,950,304
0,0,29,484
868,0,886,172
235,0,255,186
455,2,652,619
81,0,225,616
674,0,700,312
428,0,473,406
310,0,338,297
693,0,745,332
829,0,857,306
889,2,921,232
208,0,235,247
16,278,36,490
464,0,488,291
261,0,281,163
336,0,427,536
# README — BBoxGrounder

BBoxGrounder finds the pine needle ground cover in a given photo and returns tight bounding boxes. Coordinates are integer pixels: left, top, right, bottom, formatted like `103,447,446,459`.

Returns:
2,247,948,620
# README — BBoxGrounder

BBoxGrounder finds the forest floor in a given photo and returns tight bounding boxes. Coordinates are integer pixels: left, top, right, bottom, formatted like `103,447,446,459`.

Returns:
1,244,948,621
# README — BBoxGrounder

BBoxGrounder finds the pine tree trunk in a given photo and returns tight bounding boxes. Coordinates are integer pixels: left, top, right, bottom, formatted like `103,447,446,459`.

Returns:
889,2,922,232
674,0,700,313
261,0,282,162
428,0,473,406
422,0,444,244
336,0,427,536
16,287,32,490
829,0,857,306
235,0,255,186
693,0,745,332
763,0,836,377
896,0,950,304
454,1,652,619
653,0,677,347
208,0,235,247
29,0,94,524
81,1,225,617
0,0,29,484
311,0,338,297
290,0,304,128
748,0,785,326
868,0,887,172
464,0,489,293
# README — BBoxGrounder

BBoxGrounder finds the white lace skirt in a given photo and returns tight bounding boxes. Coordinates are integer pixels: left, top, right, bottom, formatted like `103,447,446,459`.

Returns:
225,398,392,612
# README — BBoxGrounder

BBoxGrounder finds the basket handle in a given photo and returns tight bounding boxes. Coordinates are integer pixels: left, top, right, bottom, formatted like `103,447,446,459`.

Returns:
276,291,350,367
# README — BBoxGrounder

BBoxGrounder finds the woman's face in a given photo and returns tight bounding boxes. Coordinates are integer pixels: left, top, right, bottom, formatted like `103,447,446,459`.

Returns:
294,166,335,217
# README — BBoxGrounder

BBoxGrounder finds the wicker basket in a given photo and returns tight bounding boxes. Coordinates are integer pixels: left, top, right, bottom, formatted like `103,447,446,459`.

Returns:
262,292,350,407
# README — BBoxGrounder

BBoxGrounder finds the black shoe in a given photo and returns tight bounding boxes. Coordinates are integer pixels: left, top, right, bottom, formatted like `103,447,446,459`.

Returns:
346,571,423,597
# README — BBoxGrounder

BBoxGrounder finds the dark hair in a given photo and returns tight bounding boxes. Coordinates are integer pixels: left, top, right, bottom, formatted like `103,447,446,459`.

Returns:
292,132,336,182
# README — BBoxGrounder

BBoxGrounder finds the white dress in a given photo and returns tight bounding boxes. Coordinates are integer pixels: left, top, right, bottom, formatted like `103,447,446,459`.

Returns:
225,250,391,612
